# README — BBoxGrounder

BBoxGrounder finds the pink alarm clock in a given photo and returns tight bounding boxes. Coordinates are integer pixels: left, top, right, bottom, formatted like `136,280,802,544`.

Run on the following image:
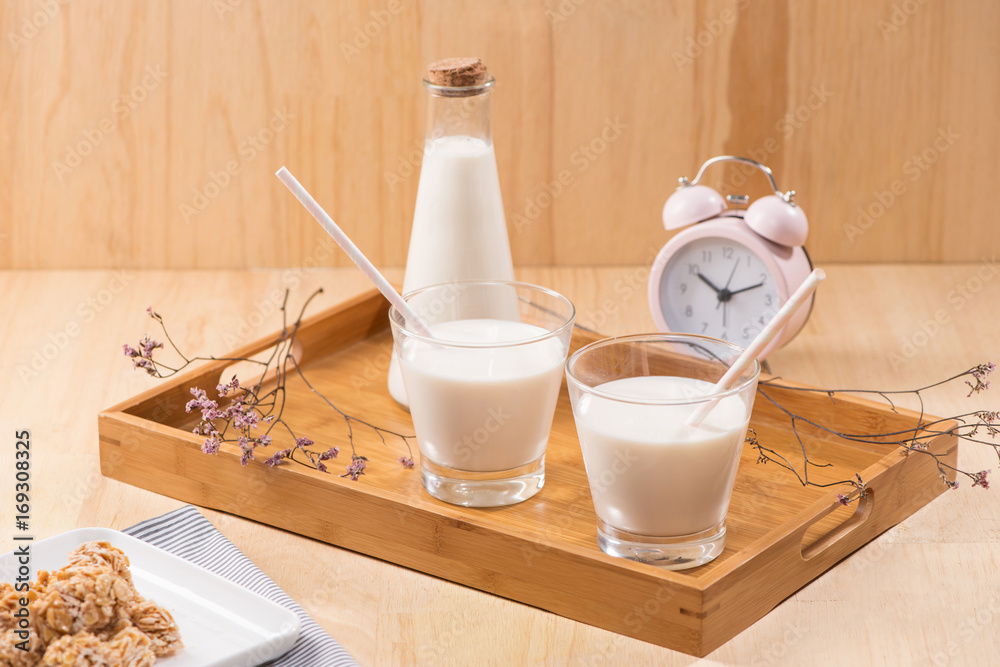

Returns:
648,156,813,359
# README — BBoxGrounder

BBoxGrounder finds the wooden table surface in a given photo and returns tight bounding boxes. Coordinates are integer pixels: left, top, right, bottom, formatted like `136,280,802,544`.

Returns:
2,264,998,666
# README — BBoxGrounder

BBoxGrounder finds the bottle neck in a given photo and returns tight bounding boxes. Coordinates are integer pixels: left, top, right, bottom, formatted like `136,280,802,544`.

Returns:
423,79,494,145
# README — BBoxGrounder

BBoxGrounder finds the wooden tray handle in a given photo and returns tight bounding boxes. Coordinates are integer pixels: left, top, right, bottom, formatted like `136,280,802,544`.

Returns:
791,429,956,566
799,487,875,560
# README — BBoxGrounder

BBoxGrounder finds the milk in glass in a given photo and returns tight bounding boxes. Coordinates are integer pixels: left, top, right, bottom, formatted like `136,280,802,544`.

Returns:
572,376,749,536
397,319,565,472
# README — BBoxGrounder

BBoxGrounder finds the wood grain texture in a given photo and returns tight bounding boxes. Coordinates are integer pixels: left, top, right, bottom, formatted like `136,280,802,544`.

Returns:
1,264,998,664
1,1,998,270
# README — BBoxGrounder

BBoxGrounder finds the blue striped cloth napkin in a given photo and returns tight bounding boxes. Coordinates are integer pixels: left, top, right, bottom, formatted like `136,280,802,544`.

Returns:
125,505,359,667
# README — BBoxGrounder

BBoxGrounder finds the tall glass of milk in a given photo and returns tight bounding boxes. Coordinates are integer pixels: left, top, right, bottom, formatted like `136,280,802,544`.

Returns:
387,57,516,410
389,281,575,507
565,334,760,570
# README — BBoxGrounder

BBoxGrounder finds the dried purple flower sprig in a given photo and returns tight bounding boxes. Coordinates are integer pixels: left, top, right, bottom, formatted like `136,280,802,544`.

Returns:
124,289,415,479
122,333,163,375
967,362,995,397
752,363,999,502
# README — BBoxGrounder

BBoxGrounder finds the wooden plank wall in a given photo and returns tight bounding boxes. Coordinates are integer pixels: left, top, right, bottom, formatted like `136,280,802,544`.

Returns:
1,0,996,269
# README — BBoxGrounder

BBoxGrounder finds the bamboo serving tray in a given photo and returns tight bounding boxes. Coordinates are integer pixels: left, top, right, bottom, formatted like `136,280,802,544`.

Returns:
99,289,957,657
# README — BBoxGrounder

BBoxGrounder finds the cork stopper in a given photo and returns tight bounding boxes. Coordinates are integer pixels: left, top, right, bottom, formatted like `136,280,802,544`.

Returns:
426,57,489,87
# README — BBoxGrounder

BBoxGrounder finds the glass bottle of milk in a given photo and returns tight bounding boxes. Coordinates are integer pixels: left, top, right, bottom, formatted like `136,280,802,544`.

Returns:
387,57,516,409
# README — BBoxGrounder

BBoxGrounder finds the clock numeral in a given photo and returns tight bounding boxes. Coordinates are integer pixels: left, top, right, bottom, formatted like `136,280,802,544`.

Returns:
758,315,767,326
759,272,767,283
680,282,687,294
684,305,693,317
764,294,773,306
722,246,733,259
701,321,708,333
688,263,700,276
702,250,712,262
741,325,752,339
721,330,728,340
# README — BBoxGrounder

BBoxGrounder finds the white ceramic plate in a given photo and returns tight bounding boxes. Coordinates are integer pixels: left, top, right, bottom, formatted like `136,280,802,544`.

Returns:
0,527,300,666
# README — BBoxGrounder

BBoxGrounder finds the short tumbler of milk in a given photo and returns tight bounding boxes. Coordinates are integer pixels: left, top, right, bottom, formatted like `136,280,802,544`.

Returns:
565,334,759,569
389,281,575,507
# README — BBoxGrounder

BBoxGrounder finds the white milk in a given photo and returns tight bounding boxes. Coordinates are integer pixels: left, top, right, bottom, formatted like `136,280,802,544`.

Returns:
572,376,749,537
402,136,514,291
388,135,516,408
397,318,565,473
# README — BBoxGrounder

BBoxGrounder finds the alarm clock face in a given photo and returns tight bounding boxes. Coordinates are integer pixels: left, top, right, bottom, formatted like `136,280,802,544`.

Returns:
656,236,781,346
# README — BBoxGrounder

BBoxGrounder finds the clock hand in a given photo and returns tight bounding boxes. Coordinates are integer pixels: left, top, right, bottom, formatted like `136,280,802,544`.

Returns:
723,258,740,290
717,260,742,311
728,281,766,297
697,272,723,296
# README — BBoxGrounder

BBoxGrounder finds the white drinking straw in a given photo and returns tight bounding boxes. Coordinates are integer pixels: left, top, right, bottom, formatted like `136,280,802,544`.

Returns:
275,166,435,337
686,268,826,427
